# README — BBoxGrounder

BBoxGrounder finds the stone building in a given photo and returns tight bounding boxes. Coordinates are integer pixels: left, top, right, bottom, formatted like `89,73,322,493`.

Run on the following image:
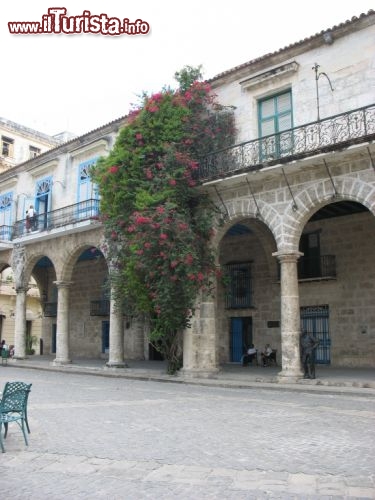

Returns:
0,117,64,173
0,11,374,380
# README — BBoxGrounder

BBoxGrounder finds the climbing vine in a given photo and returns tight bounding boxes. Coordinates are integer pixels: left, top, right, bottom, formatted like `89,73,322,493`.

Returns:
93,67,235,373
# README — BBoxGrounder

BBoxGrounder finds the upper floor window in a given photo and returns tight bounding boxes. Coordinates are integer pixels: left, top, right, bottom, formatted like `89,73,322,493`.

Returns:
78,158,98,201
258,90,293,159
29,145,41,159
1,136,14,158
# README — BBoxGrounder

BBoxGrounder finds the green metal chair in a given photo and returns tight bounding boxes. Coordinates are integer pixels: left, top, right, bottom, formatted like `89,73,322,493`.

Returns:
1,348,9,365
0,381,32,452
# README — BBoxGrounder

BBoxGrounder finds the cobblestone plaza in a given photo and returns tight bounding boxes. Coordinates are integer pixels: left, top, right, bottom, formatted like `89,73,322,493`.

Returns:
1,366,374,499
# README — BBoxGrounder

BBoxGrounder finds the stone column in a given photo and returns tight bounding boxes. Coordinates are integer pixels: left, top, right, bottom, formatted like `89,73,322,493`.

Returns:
106,292,126,368
181,295,219,378
13,287,27,359
273,252,303,381
53,281,72,365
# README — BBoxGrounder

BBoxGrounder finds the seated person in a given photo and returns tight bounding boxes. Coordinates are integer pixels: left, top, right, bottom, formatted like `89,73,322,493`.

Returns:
261,344,274,366
242,344,257,366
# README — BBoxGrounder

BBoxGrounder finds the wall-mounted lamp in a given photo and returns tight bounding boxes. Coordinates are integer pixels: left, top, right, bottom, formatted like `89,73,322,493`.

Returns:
312,62,334,121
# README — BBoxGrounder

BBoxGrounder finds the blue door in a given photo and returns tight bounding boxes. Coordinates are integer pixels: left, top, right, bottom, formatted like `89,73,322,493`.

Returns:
301,305,330,364
51,324,57,354
231,318,243,362
230,317,252,362
102,321,109,354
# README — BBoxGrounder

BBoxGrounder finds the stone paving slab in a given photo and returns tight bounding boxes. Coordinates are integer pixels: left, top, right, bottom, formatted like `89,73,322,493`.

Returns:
0,367,374,498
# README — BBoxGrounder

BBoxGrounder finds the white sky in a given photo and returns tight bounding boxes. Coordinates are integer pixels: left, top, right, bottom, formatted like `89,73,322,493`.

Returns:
1,0,374,137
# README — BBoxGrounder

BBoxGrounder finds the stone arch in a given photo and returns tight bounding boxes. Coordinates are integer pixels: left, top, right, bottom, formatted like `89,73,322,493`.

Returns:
280,177,375,252
60,241,107,282
23,252,58,286
212,199,281,251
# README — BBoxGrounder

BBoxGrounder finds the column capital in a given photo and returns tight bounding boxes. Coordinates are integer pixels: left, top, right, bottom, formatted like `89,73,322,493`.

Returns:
15,286,28,294
53,280,73,289
272,251,303,263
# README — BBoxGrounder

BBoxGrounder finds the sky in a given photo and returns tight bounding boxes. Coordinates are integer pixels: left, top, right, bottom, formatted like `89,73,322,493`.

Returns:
1,0,374,137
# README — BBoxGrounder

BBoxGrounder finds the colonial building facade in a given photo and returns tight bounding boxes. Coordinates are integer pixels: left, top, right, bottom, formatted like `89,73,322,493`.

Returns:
0,11,374,380
0,117,65,173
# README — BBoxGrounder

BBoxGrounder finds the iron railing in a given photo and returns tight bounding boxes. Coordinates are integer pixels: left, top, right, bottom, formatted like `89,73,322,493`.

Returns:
298,255,336,280
12,198,100,239
198,103,375,181
224,262,253,309
90,300,110,316
0,225,13,241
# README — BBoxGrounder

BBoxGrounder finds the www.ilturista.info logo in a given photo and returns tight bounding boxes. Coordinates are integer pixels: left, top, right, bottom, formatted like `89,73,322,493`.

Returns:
8,7,150,36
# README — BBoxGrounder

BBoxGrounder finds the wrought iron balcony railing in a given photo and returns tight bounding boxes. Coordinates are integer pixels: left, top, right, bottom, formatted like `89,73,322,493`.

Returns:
12,198,100,239
0,225,13,241
198,103,375,182
90,300,110,316
298,255,336,280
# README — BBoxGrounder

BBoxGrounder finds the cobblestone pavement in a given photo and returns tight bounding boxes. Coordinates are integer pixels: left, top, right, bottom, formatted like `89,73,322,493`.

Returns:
1,367,374,499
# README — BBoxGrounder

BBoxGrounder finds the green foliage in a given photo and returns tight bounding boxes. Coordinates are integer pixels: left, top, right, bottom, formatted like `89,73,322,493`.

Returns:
93,66,235,373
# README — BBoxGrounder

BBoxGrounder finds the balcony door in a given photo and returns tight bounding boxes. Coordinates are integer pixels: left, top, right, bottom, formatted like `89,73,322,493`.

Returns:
258,90,293,160
35,177,52,230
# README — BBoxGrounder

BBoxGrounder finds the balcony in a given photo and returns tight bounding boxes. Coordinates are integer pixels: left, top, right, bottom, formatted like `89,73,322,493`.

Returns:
198,103,375,182
90,300,110,316
0,225,12,241
12,198,100,239
298,255,336,281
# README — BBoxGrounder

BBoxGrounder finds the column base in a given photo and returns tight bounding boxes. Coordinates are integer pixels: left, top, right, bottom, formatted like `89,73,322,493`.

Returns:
52,358,72,366
179,367,220,379
277,368,304,383
105,361,128,369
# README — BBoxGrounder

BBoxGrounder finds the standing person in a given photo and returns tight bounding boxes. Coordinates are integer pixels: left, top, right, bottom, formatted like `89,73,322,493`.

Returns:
28,205,37,230
300,330,319,379
25,210,31,232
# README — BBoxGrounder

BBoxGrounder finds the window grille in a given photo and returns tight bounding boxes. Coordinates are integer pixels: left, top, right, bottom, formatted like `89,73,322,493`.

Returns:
224,262,252,309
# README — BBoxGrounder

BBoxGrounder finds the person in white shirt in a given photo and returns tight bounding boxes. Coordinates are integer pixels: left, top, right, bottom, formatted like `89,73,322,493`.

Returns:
242,344,257,366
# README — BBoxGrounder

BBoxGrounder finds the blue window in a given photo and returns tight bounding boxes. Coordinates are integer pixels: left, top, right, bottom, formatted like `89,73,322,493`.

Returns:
0,192,13,240
258,90,293,160
77,158,99,219
35,177,52,230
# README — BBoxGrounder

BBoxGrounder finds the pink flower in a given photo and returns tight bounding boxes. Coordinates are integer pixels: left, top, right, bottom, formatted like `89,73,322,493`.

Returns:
135,132,143,140
146,169,153,180
185,254,193,265
169,179,177,186
144,242,151,249
109,165,119,174
197,272,204,281
159,233,168,240
170,260,178,269
156,206,165,214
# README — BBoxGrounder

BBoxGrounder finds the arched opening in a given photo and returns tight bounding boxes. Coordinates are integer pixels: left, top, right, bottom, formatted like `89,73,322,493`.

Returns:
68,246,109,359
32,256,57,355
217,219,278,365
298,200,374,367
